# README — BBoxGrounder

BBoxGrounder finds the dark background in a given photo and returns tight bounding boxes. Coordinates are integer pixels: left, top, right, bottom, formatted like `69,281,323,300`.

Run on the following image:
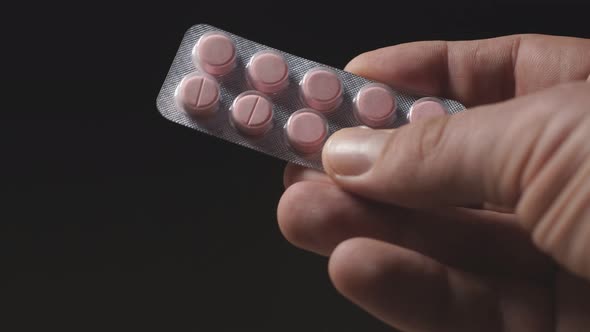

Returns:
3,2,589,331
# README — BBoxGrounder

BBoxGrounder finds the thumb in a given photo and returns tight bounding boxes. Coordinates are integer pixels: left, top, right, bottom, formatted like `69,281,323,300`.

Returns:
322,82,590,278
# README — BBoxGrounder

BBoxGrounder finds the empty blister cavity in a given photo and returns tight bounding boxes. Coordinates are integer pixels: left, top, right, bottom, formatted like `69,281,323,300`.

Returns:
230,91,274,136
247,51,289,94
408,97,448,122
193,31,237,76
300,68,343,113
285,109,328,155
175,72,220,117
354,83,397,128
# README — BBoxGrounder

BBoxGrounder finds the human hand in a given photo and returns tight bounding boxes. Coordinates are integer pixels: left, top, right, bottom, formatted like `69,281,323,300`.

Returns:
278,34,590,331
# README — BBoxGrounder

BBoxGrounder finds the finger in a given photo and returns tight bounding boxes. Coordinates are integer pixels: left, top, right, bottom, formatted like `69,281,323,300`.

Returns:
277,181,551,278
322,82,590,208
283,164,515,214
345,34,590,107
322,82,590,279
329,238,553,332
283,163,330,188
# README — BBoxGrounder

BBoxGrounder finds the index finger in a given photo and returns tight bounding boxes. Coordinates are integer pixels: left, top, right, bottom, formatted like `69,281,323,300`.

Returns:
345,34,590,107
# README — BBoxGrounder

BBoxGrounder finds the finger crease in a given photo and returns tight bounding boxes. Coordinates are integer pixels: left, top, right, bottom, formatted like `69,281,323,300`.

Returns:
509,36,522,98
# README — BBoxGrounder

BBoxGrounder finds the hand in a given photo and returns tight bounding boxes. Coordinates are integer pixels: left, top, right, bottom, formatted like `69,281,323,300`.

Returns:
277,34,590,331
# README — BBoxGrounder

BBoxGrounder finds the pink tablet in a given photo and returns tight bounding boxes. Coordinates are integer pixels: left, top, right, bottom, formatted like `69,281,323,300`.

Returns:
194,32,237,76
175,73,220,116
408,97,448,123
354,83,397,128
285,109,329,154
300,68,343,112
230,92,274,136
247,51,289,94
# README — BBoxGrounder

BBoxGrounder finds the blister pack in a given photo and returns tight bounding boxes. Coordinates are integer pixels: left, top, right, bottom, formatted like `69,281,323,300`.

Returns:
156,24,466,170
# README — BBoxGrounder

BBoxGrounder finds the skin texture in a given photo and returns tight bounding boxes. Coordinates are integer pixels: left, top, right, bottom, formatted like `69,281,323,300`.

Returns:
277,34,590,332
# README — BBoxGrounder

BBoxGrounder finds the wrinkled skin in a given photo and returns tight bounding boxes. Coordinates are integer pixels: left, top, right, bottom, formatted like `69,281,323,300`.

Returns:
278,35,590,331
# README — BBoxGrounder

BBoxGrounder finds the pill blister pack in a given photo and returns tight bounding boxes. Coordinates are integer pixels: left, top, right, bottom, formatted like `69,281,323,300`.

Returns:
156,24,466,170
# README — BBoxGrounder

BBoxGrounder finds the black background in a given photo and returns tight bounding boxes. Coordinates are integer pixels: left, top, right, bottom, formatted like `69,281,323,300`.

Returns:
3,2,589,331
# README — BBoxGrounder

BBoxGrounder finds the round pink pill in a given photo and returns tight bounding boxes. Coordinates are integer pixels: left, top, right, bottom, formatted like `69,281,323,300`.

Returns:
286,109,328,154
176,74,220,116
247,51,289,94
354,84,397,128
194,32,237,76
230,92,274,136
300,68,343,112
408,97,448,123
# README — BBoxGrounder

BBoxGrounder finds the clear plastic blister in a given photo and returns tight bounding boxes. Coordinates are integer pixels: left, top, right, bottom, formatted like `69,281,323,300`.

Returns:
157,24,465,170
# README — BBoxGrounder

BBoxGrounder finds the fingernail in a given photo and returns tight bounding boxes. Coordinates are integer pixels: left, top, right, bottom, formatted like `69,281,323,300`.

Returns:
322,127,390,176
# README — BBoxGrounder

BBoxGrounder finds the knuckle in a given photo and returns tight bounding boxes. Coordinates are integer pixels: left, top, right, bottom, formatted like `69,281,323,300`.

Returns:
532,158,590,269
517,111,590,278
416,116,451,162
516,83,590,221
375,116,452,206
